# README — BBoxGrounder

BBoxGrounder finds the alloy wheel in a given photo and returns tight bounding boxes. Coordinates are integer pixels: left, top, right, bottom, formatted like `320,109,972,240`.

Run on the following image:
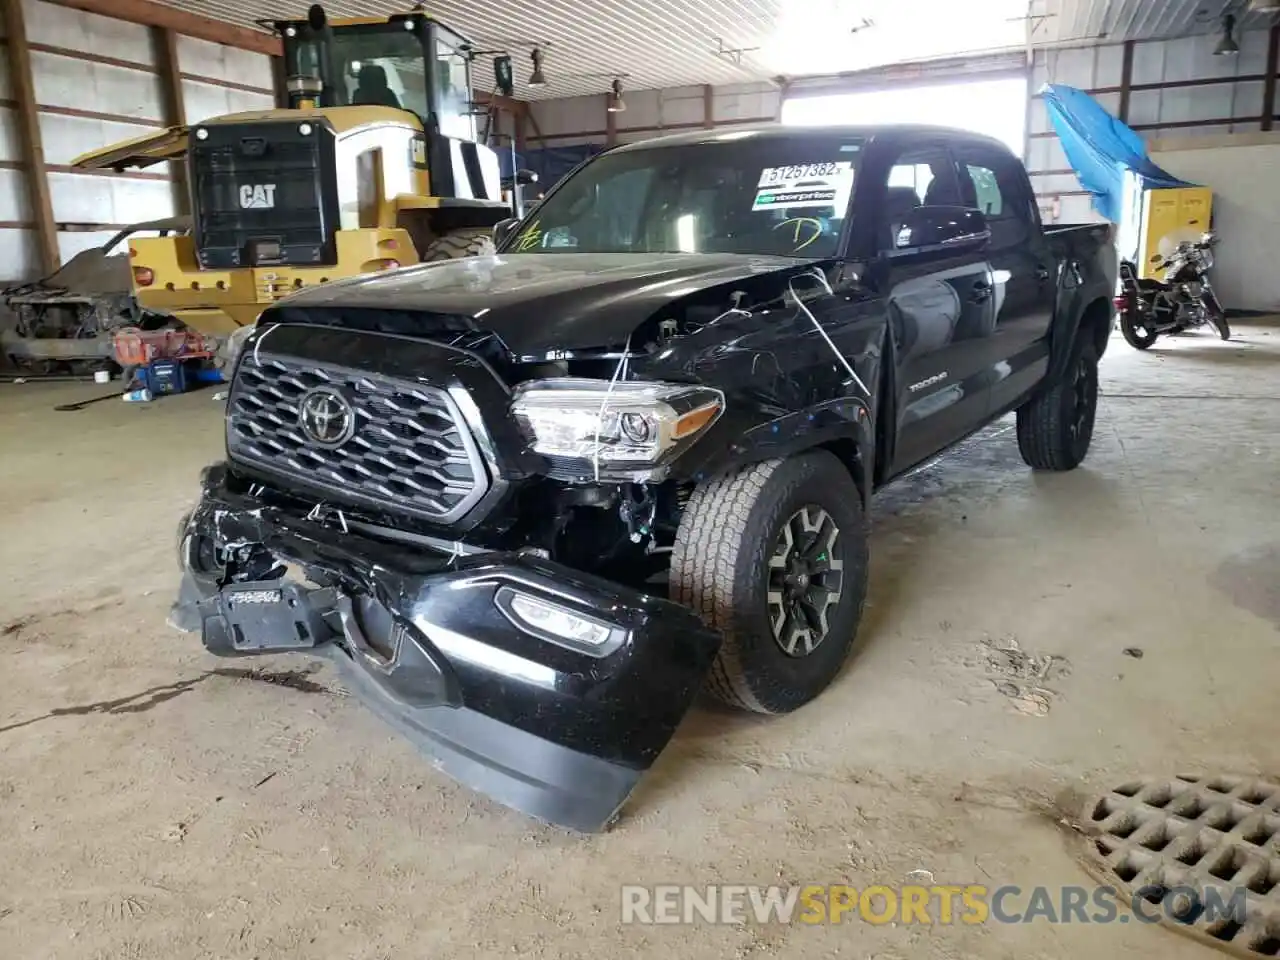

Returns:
767,506,844,657
1068,353,1097,443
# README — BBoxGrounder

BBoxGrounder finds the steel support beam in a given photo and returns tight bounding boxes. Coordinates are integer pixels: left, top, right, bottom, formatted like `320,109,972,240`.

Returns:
605,94,618,147
153,26,189,215
1263,25,1279,132
1118,40,1135,123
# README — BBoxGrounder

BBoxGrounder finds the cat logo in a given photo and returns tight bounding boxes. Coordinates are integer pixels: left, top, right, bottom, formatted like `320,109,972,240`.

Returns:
239,184,277,209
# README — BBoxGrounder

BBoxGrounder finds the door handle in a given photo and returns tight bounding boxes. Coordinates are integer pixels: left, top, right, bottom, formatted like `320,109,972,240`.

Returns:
969,281,992,303
1035,265,1051,283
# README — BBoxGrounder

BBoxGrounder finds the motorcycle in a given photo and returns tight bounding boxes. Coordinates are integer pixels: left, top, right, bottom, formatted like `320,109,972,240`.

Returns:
1114,233,1230,350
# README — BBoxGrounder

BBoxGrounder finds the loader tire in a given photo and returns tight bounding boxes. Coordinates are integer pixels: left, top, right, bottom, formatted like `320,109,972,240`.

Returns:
671,452,869,715
421,228,495,261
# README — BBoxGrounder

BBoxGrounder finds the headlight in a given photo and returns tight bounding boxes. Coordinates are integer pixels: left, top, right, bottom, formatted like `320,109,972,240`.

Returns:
510,377,723,479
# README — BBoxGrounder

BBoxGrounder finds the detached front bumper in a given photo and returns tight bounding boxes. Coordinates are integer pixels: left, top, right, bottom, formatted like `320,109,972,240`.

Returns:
173,465,721,831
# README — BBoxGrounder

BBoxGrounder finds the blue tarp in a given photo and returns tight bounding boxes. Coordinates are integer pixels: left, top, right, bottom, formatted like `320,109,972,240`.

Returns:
1041,83,1194,223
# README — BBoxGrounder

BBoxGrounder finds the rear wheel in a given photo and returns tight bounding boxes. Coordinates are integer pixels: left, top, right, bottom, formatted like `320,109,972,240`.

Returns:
671,452,869,714
1120,314,1158,350
420,228,496,261
1016,336,1099,471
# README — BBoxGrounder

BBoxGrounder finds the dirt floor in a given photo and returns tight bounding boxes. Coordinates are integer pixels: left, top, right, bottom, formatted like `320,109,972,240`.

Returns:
1,322,1278,960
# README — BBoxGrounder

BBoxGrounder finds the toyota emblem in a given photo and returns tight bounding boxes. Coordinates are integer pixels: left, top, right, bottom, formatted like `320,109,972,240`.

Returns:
298,386,355,447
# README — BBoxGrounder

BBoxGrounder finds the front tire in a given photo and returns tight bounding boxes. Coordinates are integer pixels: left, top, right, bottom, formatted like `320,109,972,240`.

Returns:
1016,336,1099,471
420,228,496,261
1120,314,1158,350
671,452,869,714
1204,293,1231,341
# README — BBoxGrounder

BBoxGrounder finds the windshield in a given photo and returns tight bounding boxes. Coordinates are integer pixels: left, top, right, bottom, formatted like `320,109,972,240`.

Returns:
287,23,430,120
510,134,863,257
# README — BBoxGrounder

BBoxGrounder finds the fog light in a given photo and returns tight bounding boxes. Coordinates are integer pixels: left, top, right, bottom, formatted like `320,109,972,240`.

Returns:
298,122,313,136
495,587,625,656
195,128,209,140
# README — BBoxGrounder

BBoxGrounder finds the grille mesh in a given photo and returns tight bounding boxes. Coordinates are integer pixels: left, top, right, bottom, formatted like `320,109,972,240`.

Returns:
227,353,487,523
1088,775,1280,956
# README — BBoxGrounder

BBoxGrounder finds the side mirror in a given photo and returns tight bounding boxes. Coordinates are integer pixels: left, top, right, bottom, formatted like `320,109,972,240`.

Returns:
493,56,514,98
493,218,520,248
894,205,990,253
515,169,538,186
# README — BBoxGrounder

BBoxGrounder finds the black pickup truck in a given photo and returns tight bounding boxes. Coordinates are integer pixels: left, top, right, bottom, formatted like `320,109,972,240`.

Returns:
172,124,1115,831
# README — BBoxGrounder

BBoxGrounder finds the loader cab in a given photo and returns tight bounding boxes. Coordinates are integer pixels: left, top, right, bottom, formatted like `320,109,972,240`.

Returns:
277,10,477,142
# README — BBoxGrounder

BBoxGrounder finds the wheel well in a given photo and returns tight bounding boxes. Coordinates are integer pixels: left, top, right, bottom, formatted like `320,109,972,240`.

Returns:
817,438,868,505
1078,296,1114,359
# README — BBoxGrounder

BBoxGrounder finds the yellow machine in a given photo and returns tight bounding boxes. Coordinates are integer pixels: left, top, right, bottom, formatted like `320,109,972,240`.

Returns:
71,5,515,336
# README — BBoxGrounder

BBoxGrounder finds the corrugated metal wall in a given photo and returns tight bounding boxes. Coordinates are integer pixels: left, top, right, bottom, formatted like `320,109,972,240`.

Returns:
528,81,781,150
1031,29,1274,224
0,0,274,282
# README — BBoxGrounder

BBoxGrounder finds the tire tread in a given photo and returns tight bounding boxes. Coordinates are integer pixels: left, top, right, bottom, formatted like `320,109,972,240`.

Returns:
422,228,496,261
671,460,783,711
1016,339,1098,471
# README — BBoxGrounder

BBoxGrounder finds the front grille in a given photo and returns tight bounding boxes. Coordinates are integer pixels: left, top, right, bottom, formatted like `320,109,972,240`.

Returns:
227,353,489,524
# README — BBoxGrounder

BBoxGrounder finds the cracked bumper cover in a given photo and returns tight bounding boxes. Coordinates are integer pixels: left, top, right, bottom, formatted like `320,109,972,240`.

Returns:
172,465,721,832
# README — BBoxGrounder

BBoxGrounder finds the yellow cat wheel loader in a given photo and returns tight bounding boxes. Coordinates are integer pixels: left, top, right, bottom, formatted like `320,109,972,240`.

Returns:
71,4,515,340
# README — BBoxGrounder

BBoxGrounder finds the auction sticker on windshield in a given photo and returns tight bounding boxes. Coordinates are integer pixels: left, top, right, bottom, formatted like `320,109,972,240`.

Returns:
753,161,854,211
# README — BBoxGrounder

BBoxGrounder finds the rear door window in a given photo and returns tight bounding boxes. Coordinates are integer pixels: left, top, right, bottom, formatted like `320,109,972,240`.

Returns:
955,146,1030,247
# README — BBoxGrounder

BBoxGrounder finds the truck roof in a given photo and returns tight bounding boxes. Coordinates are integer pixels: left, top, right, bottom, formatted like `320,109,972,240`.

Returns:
610,123,1013,155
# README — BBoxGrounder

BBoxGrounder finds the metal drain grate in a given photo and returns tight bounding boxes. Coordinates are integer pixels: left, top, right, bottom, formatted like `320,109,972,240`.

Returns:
1088,775,1280,956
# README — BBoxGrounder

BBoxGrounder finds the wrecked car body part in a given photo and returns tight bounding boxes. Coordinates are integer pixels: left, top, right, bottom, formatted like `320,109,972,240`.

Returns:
173,465,721,831
0,330,115,361
2,217,190,375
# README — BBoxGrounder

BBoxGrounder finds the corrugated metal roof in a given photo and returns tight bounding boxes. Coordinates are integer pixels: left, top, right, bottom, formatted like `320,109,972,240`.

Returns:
152,0,1277,100
1034,0,1274,46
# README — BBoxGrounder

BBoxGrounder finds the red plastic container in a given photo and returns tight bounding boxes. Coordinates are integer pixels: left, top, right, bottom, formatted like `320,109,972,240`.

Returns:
112,327,216,367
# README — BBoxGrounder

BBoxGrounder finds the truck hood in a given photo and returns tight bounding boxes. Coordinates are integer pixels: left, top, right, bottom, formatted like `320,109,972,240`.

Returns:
276,252,821,356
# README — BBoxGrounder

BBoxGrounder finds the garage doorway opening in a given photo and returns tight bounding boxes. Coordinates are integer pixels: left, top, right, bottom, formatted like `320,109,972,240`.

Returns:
781,75,1028,158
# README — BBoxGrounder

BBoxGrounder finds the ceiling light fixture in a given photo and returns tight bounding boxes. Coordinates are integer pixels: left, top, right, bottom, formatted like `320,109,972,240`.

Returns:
528,47,547,87
1214,13,1240,56
712,36,761,67
607,77,626,113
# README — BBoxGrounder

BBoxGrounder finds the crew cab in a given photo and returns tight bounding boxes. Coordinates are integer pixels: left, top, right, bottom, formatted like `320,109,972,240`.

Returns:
171,124,1116,831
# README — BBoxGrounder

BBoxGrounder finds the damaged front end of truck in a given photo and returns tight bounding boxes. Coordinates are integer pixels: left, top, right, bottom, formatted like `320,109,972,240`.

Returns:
173,462,720,833
170,249,880,831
